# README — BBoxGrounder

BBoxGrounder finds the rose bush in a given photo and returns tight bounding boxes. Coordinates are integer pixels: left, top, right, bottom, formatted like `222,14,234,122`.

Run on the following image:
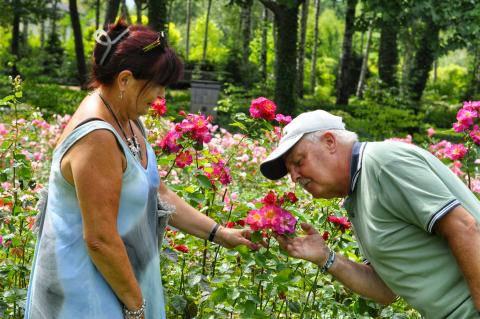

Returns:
0,77,436,318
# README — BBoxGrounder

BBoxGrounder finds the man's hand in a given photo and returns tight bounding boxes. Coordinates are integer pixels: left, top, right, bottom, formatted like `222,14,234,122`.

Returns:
274,222,330,266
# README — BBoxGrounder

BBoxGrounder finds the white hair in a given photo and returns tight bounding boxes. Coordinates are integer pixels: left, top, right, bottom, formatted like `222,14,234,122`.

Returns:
303,129,358,145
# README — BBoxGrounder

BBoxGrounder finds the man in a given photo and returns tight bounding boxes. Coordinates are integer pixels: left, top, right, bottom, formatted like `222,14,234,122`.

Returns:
260,110,480,318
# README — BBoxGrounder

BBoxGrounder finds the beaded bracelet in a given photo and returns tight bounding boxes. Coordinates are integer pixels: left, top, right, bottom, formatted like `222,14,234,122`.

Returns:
123,299,146,319
320,249,336,273
208,223,220,242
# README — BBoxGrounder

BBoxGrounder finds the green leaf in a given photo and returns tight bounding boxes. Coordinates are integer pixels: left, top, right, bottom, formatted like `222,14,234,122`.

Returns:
273,268,293,283
288,300,301,313
241,300,256,317
254,252,267,267
196,174,213,189
170,294,187,313
209,287,227,303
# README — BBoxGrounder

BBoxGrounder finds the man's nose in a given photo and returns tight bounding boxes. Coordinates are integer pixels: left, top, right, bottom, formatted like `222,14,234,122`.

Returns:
289,168,300,184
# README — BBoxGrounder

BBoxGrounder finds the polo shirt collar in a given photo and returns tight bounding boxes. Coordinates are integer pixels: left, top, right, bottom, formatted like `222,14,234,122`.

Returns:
349,142,367,195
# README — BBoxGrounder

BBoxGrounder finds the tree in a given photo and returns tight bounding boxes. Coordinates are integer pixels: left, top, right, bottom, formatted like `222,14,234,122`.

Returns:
148,0,167,32
104,0,120,29
185,0,192,61
11,0,21,75
309,0,320,94
378,13,398,87
134,0,143,24
202,0,213,62
297,0,309,97
260,5,269,81
335,0,357,106
356,23,372,98
259,0,304,115
69,0,87,88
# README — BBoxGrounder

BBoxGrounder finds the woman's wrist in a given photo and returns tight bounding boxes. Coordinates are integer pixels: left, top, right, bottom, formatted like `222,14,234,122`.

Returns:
208,223,221,242
123,299,146,319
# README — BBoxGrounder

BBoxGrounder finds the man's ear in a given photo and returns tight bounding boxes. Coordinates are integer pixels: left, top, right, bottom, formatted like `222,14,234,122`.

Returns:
116,70,133,91
322,131,337,153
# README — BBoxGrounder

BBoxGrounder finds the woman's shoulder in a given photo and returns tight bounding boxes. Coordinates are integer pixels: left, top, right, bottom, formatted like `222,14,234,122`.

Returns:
56,93,108,146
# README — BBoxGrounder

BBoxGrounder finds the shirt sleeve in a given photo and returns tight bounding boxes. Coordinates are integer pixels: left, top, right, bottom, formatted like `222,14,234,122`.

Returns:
377,156,460,233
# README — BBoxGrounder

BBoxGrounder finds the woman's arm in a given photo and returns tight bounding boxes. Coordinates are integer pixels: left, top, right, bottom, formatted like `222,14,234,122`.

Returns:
65,130,143,311
158,181,257,249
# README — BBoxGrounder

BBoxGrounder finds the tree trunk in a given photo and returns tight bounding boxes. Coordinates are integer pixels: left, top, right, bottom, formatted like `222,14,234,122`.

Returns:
378,17,398,88
148,0,167,32
356,24,372,98
166,0,175,36
335,0,357,106
260,0,303,115
69,0,88,89
241,0,253,68
104,0,120,29
121,0,132,24
408,20,440,104
95,0,100,29
40,18,45,48
135,0,143,24
11,0,21,75
260,6,269,81
309,0,320,94
400,28,414,96
202,0,213,62
21,18,28,49
51,0,58,38
297,0,309,97
185,0,192,61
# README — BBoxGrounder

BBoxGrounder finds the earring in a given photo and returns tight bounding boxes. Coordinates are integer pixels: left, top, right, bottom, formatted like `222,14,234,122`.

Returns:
119,91,124,100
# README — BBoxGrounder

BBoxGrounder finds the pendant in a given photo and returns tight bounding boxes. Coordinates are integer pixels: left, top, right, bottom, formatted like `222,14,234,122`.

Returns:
126,136,141,161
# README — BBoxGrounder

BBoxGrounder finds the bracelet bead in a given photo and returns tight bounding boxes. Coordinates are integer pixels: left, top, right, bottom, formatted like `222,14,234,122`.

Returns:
123,299,146,319
320,249,336,273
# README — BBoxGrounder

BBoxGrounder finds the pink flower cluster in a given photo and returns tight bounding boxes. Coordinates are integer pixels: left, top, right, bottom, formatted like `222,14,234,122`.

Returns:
453,101,480,141
151,97,167,116
327,215,351,232
429,140,467,160
246,191,297,235
158,113,213,153
249,97,292,125
386,134,412,144
203,158,232,186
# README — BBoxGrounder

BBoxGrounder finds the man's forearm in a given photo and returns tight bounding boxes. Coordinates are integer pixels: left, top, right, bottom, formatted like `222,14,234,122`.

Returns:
325,253,397,305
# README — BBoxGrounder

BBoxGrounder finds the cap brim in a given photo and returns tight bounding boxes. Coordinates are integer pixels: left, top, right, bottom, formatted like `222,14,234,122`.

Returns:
260,134,303,180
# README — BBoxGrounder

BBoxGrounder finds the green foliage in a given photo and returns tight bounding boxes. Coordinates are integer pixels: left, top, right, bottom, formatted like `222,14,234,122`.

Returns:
312,57,338,104
22,82,87,116
425,64,469,103
189,14,229,64
343,80,421,140
306,9,344,60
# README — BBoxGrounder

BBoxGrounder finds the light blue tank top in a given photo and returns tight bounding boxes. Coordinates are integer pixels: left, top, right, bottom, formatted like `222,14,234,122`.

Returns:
25,120,166,319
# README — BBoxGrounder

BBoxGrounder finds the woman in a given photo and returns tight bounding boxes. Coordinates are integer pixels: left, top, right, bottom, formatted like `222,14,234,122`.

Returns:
25,21,255,319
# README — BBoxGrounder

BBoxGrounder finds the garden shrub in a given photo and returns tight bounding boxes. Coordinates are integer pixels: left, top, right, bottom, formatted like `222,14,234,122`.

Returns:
0,78,429,318
22,81,87,116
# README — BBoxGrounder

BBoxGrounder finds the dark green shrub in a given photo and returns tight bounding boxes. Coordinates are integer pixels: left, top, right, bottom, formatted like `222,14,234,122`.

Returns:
23,81,87,116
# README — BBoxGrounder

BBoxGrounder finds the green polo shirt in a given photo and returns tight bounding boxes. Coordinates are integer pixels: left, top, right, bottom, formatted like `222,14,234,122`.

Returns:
343,141,480,319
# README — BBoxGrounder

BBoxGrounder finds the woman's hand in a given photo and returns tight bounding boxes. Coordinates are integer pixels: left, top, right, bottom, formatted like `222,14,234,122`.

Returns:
214,226,260,250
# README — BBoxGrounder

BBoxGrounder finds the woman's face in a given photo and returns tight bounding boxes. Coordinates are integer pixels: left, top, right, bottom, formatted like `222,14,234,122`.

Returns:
127,79,165,117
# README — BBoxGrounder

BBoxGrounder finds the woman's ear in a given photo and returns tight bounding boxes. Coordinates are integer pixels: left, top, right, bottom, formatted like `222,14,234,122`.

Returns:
116,70,133,91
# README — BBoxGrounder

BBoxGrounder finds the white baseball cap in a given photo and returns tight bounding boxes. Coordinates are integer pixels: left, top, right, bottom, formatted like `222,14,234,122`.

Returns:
260,110,345,180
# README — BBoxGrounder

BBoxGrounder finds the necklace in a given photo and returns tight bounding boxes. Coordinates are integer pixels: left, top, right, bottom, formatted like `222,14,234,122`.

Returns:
98,93,142,161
